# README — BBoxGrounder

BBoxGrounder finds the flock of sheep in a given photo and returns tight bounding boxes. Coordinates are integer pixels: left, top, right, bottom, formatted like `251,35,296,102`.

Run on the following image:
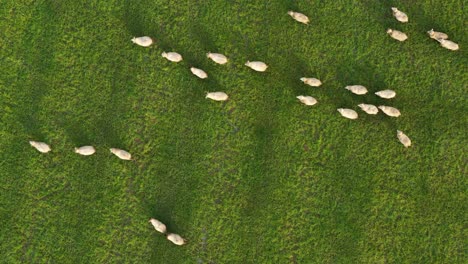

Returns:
27,7,460,246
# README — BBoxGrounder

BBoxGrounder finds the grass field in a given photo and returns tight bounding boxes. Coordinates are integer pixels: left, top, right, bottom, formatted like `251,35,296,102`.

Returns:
0,0,467,263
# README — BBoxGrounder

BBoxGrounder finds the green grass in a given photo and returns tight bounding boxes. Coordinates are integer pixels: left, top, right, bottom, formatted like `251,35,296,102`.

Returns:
0,0,466,263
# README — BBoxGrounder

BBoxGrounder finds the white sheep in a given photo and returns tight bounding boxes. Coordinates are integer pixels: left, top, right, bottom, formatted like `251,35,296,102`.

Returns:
162,52,183,62
190,67,208,79
427,29,448,40
375,90,396,99
287,11,310,24
337,108,358,119
436,39,459,51
29,141,51,153
391,7,408,23
296,95,318,106
345,85,368,95
149,218,167,234
206,52,228,64
167,233,186,246
378,106,401,117
387,29,408,42
245,61,268,72
206,92,229,101
74,146,96,156
397,130,412,147
131,36,153,47
358,104,379,115
110,148,132,160
300,77,322,87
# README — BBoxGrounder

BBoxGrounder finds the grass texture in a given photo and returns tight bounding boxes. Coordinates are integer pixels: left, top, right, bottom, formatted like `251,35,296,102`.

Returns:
0,0,466,263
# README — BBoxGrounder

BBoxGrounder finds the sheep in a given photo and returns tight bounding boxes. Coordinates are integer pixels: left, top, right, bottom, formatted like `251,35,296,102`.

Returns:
245,61,268,72
206,52,228,64
287,11,310,25
358,104,379,115
190,67,208,79
296,95,318,106
391,7,408,23
387,29,408,42
397,130,412,148
337,108,358,119
110,148,132,160
378,106,401,117
131,36,153,47
206,92,229,101
74,146,96,156
149,218,167,234
345,85,368,95
162,52,183,62
427,29,448,40
375,90,396,99
29,141,51,153
167,233,186,246
436,38,459,51
300,77,322,87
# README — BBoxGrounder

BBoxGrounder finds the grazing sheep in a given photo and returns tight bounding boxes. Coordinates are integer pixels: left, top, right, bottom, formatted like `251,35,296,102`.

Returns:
149,218,167,234
358,104,379,115
207,52,228,64
337,108,358,119
375,90,396,99
296,95,318,106
287,11,310,24
427,29,448,40
387,29,408,42
74,146,96,156
391,7,408,23
245,61,268,72
29,141,51,153
190,67,208,79
131,36,153,47
162,52,183,62
397,130,412,148
110,148,132,160
345,85,368,95
206,92,229,101
378,106,401,117
300,77,322,87
167,233,186,246
436,38,459,51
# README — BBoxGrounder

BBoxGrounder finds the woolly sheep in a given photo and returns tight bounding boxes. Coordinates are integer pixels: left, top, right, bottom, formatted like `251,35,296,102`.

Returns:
29,141,51,153
74,146,96,156
375,90,396,99
190,67,208,79
110,148,132,160
337,108,358,119
345,85,368,95
245,61,268,72
287,11,310,25
397,130,412,148
167,233,186,246
296,95,318,106
300,77,322,87
436,39,459,51
378,106,401,117
427,29,448,40
131,36,153,47
358,104,379,115
206,92,229,101
162,52,183,62
149,218,167,234
207,52,228,64
387,29,408,42
391,7,408,23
